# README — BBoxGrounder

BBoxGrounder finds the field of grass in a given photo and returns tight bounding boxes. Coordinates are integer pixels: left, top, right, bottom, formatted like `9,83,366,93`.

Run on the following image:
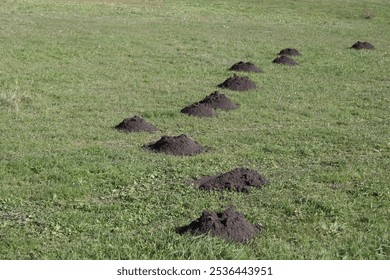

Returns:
0,0,389,259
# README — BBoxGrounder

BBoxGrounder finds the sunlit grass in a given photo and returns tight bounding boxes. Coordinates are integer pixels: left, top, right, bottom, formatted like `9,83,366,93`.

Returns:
0,0,389,259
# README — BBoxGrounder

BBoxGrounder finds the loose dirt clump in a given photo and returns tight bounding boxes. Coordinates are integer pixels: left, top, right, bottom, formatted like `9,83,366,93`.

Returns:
177,207,262,243
144,134,204,156
351,41,375,50
114,115,157,132
229,61,262,73
199,91,238,111
272,55,298,66
278,48,301,56
181,102,217,118
217,74,256,91
193,167,268,193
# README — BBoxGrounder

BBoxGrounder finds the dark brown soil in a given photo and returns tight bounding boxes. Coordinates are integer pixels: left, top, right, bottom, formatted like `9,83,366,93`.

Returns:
229,61,262,73
272,55,298,66
177,207,262,243
192,167,268,193
181,102,217,118
144,134,204,156
114,115,157,133
199,91,238,111
278,48,301,56
351,41,375,50
217,74,256,91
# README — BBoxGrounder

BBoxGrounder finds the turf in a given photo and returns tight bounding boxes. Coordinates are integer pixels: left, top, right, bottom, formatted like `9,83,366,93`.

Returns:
0,0,389,259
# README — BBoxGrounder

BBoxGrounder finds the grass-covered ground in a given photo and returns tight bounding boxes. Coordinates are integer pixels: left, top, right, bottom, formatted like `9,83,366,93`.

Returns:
0,0,389,259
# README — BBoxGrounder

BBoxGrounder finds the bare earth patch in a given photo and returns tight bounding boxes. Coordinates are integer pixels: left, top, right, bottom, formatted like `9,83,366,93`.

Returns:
229,61,262,73
278,48,301,56
192,167,268,193
143,134,205,156
181,102,217,118
272,55,298,66
177,207,262,243
218,74,256,91
199,91,239,111
351,41,375,50
115,115,157,133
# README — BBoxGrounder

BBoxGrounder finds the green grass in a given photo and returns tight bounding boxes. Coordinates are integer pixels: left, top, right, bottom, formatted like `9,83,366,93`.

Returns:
0,0,389,259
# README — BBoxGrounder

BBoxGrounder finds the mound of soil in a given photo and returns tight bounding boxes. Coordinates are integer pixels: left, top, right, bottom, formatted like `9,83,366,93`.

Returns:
181,102,217,118
193,167,268,193
278,48,301,56
272,55,298,66
229,61,262,73
351,41,375,50
115,115,157,132
199,91,238,111
177,207,262,243
144,134,204,156
217,74,256,91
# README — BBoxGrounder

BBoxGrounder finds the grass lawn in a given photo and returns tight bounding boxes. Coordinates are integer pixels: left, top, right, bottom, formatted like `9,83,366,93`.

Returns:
0,0,389,259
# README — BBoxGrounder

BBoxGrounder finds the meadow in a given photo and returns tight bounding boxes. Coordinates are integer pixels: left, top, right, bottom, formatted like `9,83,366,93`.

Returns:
0,0,389,259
